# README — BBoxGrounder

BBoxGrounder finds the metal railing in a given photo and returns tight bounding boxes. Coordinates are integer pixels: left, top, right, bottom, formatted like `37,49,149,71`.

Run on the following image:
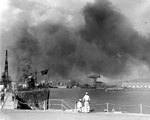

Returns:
95,102,150,114
49,99,72,111
2,94,150,115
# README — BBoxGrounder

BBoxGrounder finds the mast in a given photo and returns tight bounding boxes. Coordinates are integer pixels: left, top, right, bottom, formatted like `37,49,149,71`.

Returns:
2,50,11,87
35,68,37,84
4,50,9,78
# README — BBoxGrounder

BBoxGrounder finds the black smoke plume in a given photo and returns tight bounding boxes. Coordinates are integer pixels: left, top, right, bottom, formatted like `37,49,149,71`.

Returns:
12,28,40,81
79,0,150,77
3,0,150,82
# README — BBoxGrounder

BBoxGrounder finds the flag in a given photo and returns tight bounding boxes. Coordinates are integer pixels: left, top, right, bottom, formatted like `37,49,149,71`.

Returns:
41,69,49,76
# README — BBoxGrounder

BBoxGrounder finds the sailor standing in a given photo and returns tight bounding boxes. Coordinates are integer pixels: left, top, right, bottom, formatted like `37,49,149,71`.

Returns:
83,92,90,113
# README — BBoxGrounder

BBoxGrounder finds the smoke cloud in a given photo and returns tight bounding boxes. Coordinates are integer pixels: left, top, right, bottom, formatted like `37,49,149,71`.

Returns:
80,1,150,76
1,0,150,83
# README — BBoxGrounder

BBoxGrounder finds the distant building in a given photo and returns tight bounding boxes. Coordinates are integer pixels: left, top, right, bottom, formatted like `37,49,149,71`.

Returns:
122,82,150,89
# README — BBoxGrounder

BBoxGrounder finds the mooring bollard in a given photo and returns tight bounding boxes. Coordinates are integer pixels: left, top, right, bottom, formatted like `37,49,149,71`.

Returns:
75,101,77,111
62,100,63,111
106,102,109,113
140,104,142,114
44,100,46,111
49,99,50,110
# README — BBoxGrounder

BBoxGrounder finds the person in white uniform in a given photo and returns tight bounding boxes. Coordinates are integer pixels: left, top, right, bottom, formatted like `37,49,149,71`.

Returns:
77,99,82,112
83,92,90,113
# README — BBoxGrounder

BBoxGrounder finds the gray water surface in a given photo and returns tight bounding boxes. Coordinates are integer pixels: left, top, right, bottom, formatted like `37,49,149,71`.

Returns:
49,88,150,113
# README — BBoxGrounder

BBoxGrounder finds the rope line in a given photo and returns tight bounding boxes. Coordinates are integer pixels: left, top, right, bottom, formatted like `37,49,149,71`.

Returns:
62,100,72,109
115,104,137,107
96,104,105,106
143,104,150,108
96,103,139,107
108,103,115,106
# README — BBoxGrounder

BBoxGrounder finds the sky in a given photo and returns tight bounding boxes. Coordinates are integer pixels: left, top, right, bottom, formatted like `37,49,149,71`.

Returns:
109,0,150,35
1,0,150,34
1,0,150,83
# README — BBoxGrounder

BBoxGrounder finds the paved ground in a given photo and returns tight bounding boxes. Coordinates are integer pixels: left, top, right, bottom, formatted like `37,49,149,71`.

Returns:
1,110,150,120
2,93,14,109
0,111,6,120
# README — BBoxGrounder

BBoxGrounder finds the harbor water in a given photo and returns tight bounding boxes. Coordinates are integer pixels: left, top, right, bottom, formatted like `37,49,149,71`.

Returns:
49,88,150,114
